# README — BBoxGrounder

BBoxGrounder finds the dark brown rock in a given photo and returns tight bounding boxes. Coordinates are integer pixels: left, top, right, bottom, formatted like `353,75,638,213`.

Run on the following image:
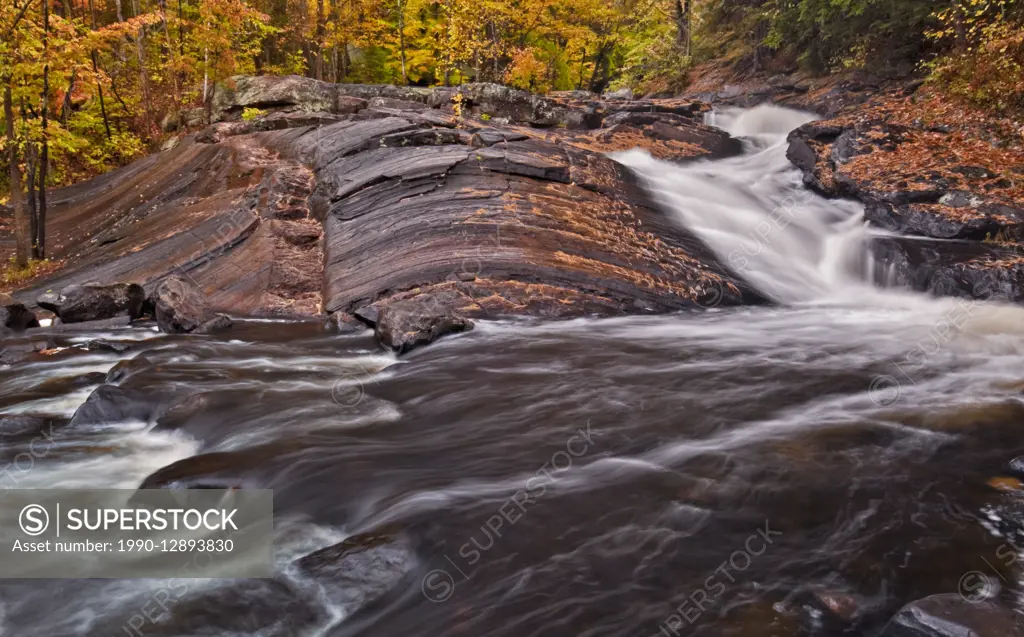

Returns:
294,529,415,614
35,290,60,314
105,355,153,384
50,282,146,323
880,594,1024,637
69,384,159,426
0,415,67,442
153,275,215,334
85,339,133,353
0,303,40,334
870,236,1024,302
375,289,475,353
324,312,367,334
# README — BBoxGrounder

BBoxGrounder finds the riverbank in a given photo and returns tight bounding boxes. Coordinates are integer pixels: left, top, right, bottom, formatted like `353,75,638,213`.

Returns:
3,72,1024,349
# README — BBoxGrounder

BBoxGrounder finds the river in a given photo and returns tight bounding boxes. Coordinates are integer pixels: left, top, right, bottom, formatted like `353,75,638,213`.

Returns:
1,106,1023,636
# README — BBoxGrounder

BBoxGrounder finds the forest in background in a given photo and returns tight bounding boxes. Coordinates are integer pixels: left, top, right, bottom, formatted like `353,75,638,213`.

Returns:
1,0,1023,267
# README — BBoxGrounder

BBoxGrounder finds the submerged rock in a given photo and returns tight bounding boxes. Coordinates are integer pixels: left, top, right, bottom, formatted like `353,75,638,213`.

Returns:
194,314,234,334
153,275,215,334
138,445,283,489
0,415,68,442
880,594,1023,637
69,384,157,426
105,355,153,384
87,578,328,637
294,529,416,614
85,339,133,353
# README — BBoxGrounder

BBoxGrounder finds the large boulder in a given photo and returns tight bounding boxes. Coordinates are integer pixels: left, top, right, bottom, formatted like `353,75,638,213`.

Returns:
44,282,145,323
370,289,476,353
211,75,339,120
152,275,215,334
0,301,40,334
880,594,1023,637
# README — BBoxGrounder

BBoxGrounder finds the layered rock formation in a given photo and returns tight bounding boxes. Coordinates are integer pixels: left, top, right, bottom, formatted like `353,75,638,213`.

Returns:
8,75,760,350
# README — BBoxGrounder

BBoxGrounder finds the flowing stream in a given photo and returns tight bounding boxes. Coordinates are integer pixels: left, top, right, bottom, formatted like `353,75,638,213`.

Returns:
3,106,1024,636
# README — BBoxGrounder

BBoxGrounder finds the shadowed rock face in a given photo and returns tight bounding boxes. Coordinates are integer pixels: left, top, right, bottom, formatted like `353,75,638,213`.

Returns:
10,76,759,333
879,594,1024,637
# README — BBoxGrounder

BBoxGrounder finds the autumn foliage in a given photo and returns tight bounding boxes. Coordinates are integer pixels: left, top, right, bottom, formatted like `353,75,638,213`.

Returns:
2,0,1023,269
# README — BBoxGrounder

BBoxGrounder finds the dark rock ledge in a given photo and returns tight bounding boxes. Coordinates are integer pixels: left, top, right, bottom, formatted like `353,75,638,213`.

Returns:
786,116,1024,303
7,74,762,352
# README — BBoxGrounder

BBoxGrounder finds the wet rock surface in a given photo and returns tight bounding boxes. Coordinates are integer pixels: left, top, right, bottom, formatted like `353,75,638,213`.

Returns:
294,530,417,615
0,414,67,442
7,75,756,338
787,111,1024,303
44,282,146,324
0,302,39,334
105,355,154,384
153,275,216,334
880,594,1024,637
68,384,160,427
324,312,367,334
371,288,476,353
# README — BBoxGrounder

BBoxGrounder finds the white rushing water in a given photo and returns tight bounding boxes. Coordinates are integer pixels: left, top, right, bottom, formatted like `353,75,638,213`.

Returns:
614,105,873,305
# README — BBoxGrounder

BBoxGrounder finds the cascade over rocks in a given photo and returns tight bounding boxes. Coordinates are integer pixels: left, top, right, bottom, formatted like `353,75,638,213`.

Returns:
9,74,760,352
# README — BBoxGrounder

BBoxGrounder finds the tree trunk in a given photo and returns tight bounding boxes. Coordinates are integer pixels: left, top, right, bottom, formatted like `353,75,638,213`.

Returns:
587,45,610,93
397,0,408,84
177,0,185,56
38,6,50,260
314,0,325,80
131,0,154,137
59,70,75,127
673,0,691,56
37,137,48,260
157,0,181,117
4,83,29,268
952,0,967,50
25,141,37,258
